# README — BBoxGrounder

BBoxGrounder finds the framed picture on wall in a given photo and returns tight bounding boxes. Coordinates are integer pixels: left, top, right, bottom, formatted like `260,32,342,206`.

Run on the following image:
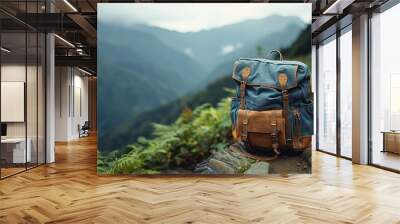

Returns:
97,3,313,175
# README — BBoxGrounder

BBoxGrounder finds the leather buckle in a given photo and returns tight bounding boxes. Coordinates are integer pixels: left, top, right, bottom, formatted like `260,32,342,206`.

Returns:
282,90,288,98
271,120,278,143
241,123,248,141
240,81,246,89
242,126,247,138
241,110,248,141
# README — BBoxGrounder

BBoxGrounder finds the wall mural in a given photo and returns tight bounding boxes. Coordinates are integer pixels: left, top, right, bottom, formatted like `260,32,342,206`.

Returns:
97,3,313,175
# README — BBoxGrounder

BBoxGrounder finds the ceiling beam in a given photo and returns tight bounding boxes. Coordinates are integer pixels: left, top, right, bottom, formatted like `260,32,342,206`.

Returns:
67,13,97,46
55,55,96,70
312,15,336,34
323,0,356,14
9,13,82,32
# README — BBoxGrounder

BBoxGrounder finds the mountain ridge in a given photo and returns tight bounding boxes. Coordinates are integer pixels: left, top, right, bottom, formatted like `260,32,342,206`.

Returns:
126,15,306,69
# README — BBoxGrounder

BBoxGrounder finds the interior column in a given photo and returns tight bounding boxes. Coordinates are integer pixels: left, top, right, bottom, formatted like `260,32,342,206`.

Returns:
45,1,55,163
352,14,369,164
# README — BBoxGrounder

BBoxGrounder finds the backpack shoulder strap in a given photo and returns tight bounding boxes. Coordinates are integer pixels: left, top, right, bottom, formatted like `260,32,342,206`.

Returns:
281,64,298,144
239,67,251,109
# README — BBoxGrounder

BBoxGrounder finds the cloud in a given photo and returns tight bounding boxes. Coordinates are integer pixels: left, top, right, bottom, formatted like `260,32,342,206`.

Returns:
98,3,311,32
221,43,243,55
183,48,194,57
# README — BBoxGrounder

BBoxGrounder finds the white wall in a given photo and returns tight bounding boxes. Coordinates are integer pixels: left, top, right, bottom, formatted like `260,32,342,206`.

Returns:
1,65,26,139
55,67,89,141
55,66,69,141
1,65,41,137
72,73,89,138
1,63,46,164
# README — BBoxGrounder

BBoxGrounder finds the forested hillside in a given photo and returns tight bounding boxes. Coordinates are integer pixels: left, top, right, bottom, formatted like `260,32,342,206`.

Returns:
98,25,206,142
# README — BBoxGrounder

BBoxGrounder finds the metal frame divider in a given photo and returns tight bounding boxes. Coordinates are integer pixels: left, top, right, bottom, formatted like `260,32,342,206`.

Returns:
315,44,320,152
36,0,39,168
44,0,48,165
336,25,341,158
0,22,2,179
367,10,373,165
25,0,28,172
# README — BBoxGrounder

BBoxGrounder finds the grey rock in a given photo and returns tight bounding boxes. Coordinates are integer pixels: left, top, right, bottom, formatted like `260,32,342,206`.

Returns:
244,162,270,175
208,158,235,174
301,148,312,165
212,146,252,171
194,143,310,175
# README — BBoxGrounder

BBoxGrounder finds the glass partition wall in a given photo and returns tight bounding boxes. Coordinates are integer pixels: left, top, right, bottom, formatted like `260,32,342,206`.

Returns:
0,2,46,179
316,26,353,159
339,27,352,159
0,31,27,177
370,3,400,171
317,35,337,154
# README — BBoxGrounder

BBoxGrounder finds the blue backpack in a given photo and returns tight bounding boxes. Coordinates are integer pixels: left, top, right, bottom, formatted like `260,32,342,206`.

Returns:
231,51,313,158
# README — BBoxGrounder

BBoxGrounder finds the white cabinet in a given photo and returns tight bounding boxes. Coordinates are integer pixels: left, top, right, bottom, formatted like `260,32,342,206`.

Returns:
1,138,32,163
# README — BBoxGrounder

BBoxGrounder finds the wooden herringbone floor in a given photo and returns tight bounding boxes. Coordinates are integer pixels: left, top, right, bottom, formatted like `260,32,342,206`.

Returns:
1,135,400,224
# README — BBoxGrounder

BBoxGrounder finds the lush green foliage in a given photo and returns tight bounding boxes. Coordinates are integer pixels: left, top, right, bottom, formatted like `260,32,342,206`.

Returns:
102,97,232,174
97,150,122,173
102,75,235,154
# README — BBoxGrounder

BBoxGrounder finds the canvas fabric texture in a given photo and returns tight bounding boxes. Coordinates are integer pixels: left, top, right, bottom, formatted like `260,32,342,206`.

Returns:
231,55,314,157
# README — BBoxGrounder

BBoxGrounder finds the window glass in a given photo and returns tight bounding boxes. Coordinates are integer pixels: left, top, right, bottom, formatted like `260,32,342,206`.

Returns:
371,4,400,171
317,36,337,154
1,31,28,177
27,30,38,169
339,28,352,158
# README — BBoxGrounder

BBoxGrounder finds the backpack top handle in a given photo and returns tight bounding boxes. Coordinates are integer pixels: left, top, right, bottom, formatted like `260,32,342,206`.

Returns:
268,50,283,61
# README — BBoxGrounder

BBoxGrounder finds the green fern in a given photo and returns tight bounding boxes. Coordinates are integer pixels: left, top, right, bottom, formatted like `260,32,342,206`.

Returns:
104,97,233,174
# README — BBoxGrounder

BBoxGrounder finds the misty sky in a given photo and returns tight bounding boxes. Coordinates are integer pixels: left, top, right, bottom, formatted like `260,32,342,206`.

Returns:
98,3,311,33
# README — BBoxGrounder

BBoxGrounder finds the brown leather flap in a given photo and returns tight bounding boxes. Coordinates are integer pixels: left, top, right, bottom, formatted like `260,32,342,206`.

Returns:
238,109,285,134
